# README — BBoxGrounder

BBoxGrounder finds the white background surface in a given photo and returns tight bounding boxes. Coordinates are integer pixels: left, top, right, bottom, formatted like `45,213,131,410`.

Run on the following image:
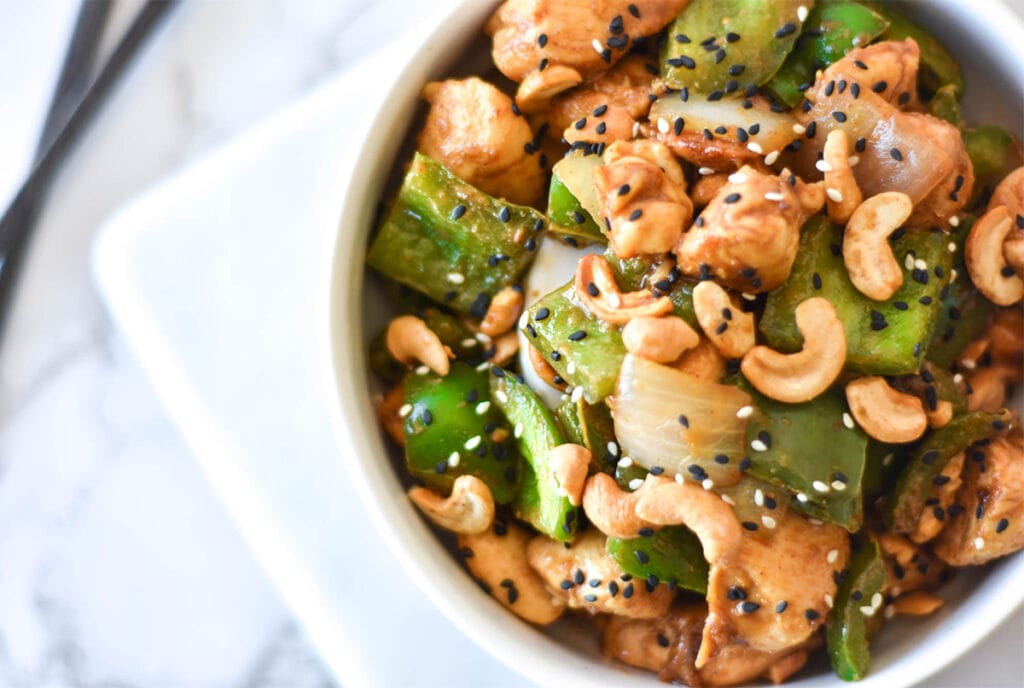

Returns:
0,1,1021,687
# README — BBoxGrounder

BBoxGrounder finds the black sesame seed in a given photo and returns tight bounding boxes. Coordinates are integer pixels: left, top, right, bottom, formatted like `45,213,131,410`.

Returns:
675,33,691,43
450,204,467,220
890,147,903,161
538,33,548,47
806,121,817,138
918,295,933,305
656,634,670,648
623,583,635,598
996,518,1009,533
618,184,631,196
742,521,759,531
714,454,730,464
922,449,940,465
824,80,835,96
708,90,724,101
595,122,607,135
674,117,684,135
775,23,796,38
715,322,728,335
805,609,819,621
587,282,600,297
574,569,585,585
776,600,788,613
739,457,752,472
741,601,760,613
851,82,861,98
421,410,433,425
650,466,665,476
725,193,741,204
736,127,749,142
715,48,726,64
568,330,587,341
948,504,965,517
669,55,696,69
539,58,548,71
535,307,550,321
812,272,823,290
855,137,867,153
726,32,741,43
854,59,869,70
832,111,847,122
628,3,640,17
499,206,511,222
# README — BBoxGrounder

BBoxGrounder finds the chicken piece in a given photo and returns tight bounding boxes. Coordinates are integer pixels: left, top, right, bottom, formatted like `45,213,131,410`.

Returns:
602,604,813,687
793,41,973,227
822,39,922,110
674,166,824,292
543,55,661,146
697,512,848,668
417,78,544,206
910,451,965,544
877,533,947,598
486,0,687,108
594,140,692,258
934,433,1024,566
527,530,674,618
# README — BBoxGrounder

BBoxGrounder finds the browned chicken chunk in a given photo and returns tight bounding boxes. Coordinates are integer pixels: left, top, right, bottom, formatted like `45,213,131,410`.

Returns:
674,166,824,292
877,533,947,598
418,77,545,206
486,0,687,109
934,433,1024,566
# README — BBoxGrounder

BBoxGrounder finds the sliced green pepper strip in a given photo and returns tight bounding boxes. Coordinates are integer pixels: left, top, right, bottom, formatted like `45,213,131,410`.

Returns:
767,1,888,107
926,217,995,368
868,2,963,98
606,527,709,594
661,0,810,94
548,153,605,245
761,217,951,375
403,363,521,504
743,382,869,531
827,539,887,681
490,368,578,541
556,397,618,472
367,153,543,317
886,409,1013,533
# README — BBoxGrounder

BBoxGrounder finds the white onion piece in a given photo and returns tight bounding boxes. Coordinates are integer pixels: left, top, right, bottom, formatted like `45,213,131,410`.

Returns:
612,354,751,487
650,93,798,156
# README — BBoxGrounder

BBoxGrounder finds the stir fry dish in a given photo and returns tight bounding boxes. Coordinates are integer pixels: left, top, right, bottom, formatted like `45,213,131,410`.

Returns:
364,1,1024,684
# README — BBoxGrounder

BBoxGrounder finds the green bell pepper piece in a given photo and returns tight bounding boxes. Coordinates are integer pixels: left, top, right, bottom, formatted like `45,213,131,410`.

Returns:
403,363,521,504
965,125,1022,181
661,0,811,95
490,368,578,541
767,1,889,107
556,396,618,471
610,251,699,326
869,3,963,98
367,153,543,317
761,217,951,375
928,84,962,128
743,383,869,531
606,526,709,594
886,409,1013,533
548,153,605,245
827,539,887,681
860,440,905,501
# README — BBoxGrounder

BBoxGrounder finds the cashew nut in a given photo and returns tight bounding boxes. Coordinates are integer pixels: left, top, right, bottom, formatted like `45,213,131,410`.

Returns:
845,376,927,443
374,384,406,447
891,591,944,616
692,281,755,359
386,315,451,376
635,480,743,564
515,65,583,114
1004,236,1024,276
670,335,726,382
459,521,566,624
843,192,912,301
582,473,664,539
966,366,1009,413
409,475,495,534
527,343,567,391
966,205,1024,305
823,129,863,223
740,297,846,403
927,399,953,429
549,443,591,506
575,254,673,325
480,287,524,337
486,330,519,367
622,315,700,363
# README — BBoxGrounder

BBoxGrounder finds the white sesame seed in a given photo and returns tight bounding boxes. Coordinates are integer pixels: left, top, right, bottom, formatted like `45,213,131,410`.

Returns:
477,362,491,372
953,373,964,384
831,480,847,491
764,191,785,202
848,155,860,167
698,166,715,176
764,150,780,166
607,441,619,457
448,452,460,467
722,494,737,505
816,159,833,173
948,241,957,253
592,38,604,54
627,478,644,490
962,358,976,370
476,331,491,343
974,536,985,550
514,423,524,438
415,365,430,375
571,386,584,403
812,480,830,493
751,439,768,452
796,492,809,503
809,518,823,526
871,592,883,608
826,549,839,564
904,253,916,270
465,436,482,450
746,142,764,154
825,594,834,609
618,456,634,468
398,403,413,418
950,267,958,282
792,123,807,135
826,188,844,203
883,452,894,467
891,586,902,598
461,338,478,348
495,390,509,404
742,292,758,301
566,361,576,375
884,605,896,619
702,478,715,490
860,605,876,617
475,401,491,415
843,412,855,429
447,272,465,284
737,405,754,419
761,515,777,529
517,312,529,329
675,473,685,483
754,489,764,507
728,172,748,184
657,117,670,134
798,5,809,21
914,258,927,270
631,121,641,138
949,215,960,227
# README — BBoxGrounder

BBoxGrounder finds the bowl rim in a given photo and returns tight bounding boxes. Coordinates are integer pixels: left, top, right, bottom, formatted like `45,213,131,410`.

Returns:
321,1,1024,686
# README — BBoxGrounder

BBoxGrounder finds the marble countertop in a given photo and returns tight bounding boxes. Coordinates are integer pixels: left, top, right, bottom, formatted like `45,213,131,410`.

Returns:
0,2,1020,687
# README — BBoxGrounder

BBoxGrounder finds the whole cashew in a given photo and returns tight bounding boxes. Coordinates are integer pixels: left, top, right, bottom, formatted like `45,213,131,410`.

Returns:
823,129,863,223
459,521,566,624
548,444,591,506
843,192,913,301
480,287,524,337
927,399,953,429
844,376,927,443
409,475,495,534
487,330,520,367
692,281,755,359
966,205,1024,305
635,481,743,564
582,473,664,539
386,315,452,376
1004,236,1024,276
515,65,583,114
740,297,847,403
622,315,700,363
575,254,673,324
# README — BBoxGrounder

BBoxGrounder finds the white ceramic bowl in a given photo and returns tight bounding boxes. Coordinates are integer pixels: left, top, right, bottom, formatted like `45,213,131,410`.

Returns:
324,2,1024,686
